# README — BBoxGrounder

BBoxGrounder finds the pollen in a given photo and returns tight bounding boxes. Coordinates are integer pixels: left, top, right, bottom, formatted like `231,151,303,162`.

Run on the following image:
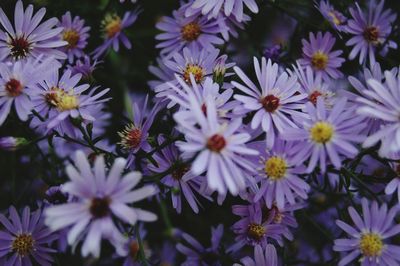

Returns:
8,36,32,59
328,11,342,26
118,124,143,150
261,94,280,113
247,223,266,241
183,64,205,84
311,51,329,70
5,78,23,97
310,121,334,144
57,93,79,111
63,29,80,49
309,91,323,105
265,156,287,180
206,134,226,153
102,14,122,38
363,26,379,44
181,22,201,42
359,233,383,257
12,233,35,256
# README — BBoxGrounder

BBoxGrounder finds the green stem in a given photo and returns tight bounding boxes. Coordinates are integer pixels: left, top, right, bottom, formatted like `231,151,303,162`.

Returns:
135,225,149,266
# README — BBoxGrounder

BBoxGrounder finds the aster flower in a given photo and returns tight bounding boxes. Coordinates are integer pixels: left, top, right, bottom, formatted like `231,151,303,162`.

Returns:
44,150,157,258
155,4,226,58
147,135,209,214
334,198,400,266
0,206,57,266
345,0,397,65
67,55,101,80
174,94,258,196
232,57,307,148
229,201,285,253
282,97,366,173
356,70,400,157
177,224,224,265
0,136,28,151
93,10,140,59
299,32,345,81
315,0,347,32
186,0,259,22
251,139,310,210
30,69,110,136
240,244,278,266
0,0,67,62
0,56,54,125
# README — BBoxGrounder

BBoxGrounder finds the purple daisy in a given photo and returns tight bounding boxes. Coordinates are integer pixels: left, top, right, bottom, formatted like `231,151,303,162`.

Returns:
240,244,278,266
345,0,397,65
147,135,209,214
282,97,366,173
334,198,400,266
356,70,400,157
59,11,90,63
92,10,140,59
67,55,101,79
44,150,157,258
0,0,67,62
0,206,57,266
155,4,226,58
299,32,345,81
176,224,224,265
0,56,54,125
251,139,310,210
232,57,307,148
315,0,347,32
174,95,258,196
186,0,259,22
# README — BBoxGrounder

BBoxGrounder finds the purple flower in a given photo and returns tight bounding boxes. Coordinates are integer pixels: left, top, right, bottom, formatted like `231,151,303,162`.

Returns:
44,150,157,258
345,0,397,65
67,55,101,79
0,206,57,266
232,57,307,148
385,160,400,203
299,32,344,81
174,94,258,196
315,0,347,32
59,11,90,63
0,136,28,151
147,135,209,214
155,4,226,58
356,70,400,157
186,0,259,22
240,244,278,266
0,0,67,62
334,198,400,266
251,139,310,210
177,224,224,265
92,10,140,59
282,97,366,173
0,56,54,125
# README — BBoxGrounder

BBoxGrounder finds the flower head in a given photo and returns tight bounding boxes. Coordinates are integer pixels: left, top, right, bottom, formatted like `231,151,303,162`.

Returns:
316,0,347,32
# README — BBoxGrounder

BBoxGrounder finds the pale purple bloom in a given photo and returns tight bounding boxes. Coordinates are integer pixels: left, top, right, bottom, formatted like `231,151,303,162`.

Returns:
0,206,57,266
176,224,224,265
0,136,27,151
186,0,259,22
155,4,226,58
0,56,54,125
44,150,157,258
232,57,307,148
315,0,347,32
0,0,67,62
282,97,366,173
68,55,101,79
59,11,90,63
345,0,397,65
356,70,400,157
174,94,258,196
334,198,400,266
299,32,344,81
93,10,140,59
240,244,278,266
251,139,310,210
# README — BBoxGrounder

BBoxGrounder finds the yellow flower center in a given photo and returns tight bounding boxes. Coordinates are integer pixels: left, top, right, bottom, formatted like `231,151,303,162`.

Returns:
118,124,143,150
265,156,287,180
359,233,383,257
311,51,329,70
57,94,79,111
12,234,35,256
63,29,80,49
328,11,342,26
45,87,79,111
181,22,201,42
183,64,205,84
102,14,122,38
247,223,266,241
310,122,334,144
